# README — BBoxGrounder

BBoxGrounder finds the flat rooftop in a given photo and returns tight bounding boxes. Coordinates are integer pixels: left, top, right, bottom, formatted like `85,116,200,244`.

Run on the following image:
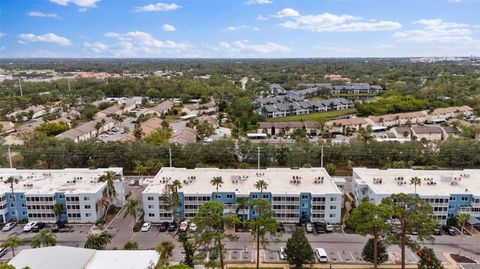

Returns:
353,168,480,196
144,167,342,195
0,168,123,195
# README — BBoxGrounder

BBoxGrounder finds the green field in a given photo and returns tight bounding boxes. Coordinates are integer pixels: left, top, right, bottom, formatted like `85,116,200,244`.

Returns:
265,109,356,122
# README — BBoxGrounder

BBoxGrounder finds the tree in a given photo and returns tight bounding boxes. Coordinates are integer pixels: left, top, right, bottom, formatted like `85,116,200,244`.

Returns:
84,231,112,250
210,176,223,195
236,197,249,221
162,180,182,222
346,200,392,269
362,238,388,265
410,176,421,195
52,202,64,222
325,163,336,175
457,212,470,255
195,121,215,140
4,176,19,222
155,240,175,268
177,230,196,267
146,128,172,145
98,171,121,205
417,247,444,269
123,241,139,250
134,122,144,140
0,264,16,269
249,199,278,269
284,228,315,268
31,229,57,248
193,201,239,269
382,194,436,269
123,198,139,222
254,179,268,194
0,235,22,257
35,122,69,136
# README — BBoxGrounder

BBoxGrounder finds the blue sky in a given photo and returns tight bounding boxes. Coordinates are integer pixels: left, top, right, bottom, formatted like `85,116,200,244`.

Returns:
1,0,479,58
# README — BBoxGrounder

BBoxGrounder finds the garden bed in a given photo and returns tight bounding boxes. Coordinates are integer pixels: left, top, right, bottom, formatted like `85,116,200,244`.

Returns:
450,254,477,263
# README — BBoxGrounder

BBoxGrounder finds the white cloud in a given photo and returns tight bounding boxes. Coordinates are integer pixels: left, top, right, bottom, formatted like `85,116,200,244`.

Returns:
133,2,180,12
83,41,109,53
275,8,401,32
18,33,71,46
394,19,477,44
448,0,462,3
49,0,100,8
315,46,360,54
246,0,272,5
18,40,28,45
215,40,291,56
27,11,59,18
375,44,393,49
162,24,176,32
223,25,260,32
256,15,269,21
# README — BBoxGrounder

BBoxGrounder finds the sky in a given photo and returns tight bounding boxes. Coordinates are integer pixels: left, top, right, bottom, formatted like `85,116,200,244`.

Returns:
0,0,479,58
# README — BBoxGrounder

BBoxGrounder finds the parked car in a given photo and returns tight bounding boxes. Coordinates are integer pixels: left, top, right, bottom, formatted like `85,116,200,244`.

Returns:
52,221,65,232
325,222,333,232
433,225,442,235
23,222,37,232
180,221,189,232
2,222,16,232
277,223,286,233
159,222,169,232
168,222,177,232
128,179,137,186
411,229,418,235
305,223,314,233
315,248,328,262
141,222,152,232
31,222,46,232
279,247,287,260
313,222,326,233
443,225,457,236
189,223,197,232
0,248,7,258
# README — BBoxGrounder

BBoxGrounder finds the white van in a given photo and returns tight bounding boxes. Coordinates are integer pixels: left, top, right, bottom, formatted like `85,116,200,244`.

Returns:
315,248,328,263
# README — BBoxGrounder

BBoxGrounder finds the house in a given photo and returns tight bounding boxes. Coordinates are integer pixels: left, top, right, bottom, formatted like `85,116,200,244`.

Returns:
182,102,217,116
197,115,219,128
95,105,123,119
411,126,443,141
441,126,460,139
258,121,320,136
391,126,413,139
169,127,197,145
256,98,353,118
0,121,15,135
56,117,115,143
6,105,46,121
143,100,174,116
326,118,375,134
140,117,163,137
268,84,287,95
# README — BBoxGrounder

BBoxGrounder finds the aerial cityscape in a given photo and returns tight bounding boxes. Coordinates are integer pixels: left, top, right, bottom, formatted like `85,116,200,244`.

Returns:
0,0,480,269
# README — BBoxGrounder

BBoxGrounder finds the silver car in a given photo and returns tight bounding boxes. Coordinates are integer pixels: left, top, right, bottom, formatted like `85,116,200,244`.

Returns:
2,222,16,232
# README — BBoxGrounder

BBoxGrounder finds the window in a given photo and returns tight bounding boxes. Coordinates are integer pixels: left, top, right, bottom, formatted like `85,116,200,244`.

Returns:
301,195,309,199
262,194,268,199
148,205,154,209
461,197,469,201
84,197,90,201
149,213,155,217
302,203,308,208
330,206,336,210
330,197,337,202
85,205,91,209
226,194,233,199
148,197,154,201
215,194,221,199
85,213,92,217
252,195,258,199
450,196,456,201
329,214,336,218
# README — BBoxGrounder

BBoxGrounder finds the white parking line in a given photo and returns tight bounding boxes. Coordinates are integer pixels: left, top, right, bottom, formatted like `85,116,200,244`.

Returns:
336,251,344,262
388,251,397,264
349,252,356,262
410,253,419,263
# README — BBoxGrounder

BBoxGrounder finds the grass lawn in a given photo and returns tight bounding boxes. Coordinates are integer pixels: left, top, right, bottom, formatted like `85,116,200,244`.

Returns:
265,109,356,122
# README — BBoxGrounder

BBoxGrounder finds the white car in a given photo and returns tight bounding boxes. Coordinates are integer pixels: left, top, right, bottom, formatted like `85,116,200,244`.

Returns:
2,222,16,232
141,222,152,232
325,222,333,232
189,223,197,232
279,247,287,260
315,248,328,263
128,179,137,186
305,223,314,233
23,222,37,232
180,221,189,232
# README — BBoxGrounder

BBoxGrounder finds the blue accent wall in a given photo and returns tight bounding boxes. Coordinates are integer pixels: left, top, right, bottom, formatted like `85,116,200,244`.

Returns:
178,192,185,220
300,192,312,221
5,192,27,222
448,194,472,216
248,192,271,220
54,192,68,222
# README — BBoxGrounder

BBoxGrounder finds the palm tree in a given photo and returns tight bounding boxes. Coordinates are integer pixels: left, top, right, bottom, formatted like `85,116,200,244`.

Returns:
84,231,112,250
52,202,64,222
457,212,470,255
123,198,139,222
410,177,421,195
254,179,268,194
97,195,110,222
0,235,22,257
98,171,121,207
31,229,57,248
236,197,250,221
4,176,19,222
123,241,139,250
210,176,223,196
155,240,175,268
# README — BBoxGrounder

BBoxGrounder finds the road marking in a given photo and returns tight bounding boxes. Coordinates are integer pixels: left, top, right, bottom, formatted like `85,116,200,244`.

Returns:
336,251,344,262
387,251,397,264
410,253,419,263
349,252,356,262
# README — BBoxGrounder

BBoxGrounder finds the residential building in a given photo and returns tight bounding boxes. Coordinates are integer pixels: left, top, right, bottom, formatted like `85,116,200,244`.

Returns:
169,127,197,145
139,117,164,137
0,168,125,223
352,168,480,224
9,246,159,269
143,100,174,116
0,121,15,135
181,102,217,116
142,167,343,224
268,84,287,95
411,126,444,141
295,82,382,96
326,118,375,134
256,97,353,118
257,121,320,136
6,105,46,121
56,117,115,143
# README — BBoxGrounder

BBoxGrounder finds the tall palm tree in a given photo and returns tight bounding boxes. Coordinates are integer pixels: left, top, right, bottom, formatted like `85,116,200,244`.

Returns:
97,195,110,222
457,212,470,255
410,177,421,195
31,229,57,248
98,171,121,205
155,240,175,268
123,198,139,222
0,235,22,257
84,231,112,250
4,176,19,222
170,180,182,222
52,202,64,222
210,176,223,196
236,197,250,221
254,179,268,194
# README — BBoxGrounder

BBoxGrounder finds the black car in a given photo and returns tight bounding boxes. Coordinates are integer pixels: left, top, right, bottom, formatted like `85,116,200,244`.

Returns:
52,221,65,232
277,223,286,233
0,248,7,258
313,222,326,233
442,225,457,236
168,222,177,232
159,222,169,232
31,222,46,232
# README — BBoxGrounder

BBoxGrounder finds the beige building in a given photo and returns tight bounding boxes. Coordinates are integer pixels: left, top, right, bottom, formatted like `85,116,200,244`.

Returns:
56,117,116,143
258,121,320,136
326,118,375,134
143,100,174,117
169,127,197,145
181,102,217,116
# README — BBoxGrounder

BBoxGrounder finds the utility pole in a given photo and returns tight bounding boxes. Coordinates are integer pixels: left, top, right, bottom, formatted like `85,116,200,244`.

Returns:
257,146,260,170
320,145,324,168
18,80,23,96
8,146,13,168
169,146,172,168
67,79,71,92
